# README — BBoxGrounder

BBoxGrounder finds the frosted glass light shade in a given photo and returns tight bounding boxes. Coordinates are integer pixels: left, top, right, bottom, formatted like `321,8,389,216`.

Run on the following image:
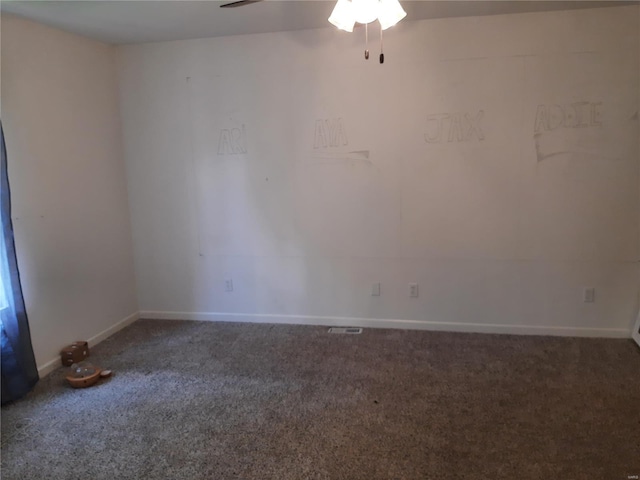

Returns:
378,0,407,30
352,0,378,25
328,0,356,32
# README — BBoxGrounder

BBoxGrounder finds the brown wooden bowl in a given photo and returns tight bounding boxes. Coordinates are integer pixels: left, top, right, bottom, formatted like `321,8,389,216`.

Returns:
66,368,102,388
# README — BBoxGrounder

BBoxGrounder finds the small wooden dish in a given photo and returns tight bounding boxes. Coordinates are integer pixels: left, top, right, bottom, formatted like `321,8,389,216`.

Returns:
66,368,102,388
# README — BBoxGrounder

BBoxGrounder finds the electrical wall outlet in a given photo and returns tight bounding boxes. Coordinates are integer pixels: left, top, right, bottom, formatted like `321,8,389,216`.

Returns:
224,278,234,292
583,287,595,303
409,283,419,298
371,283,381,296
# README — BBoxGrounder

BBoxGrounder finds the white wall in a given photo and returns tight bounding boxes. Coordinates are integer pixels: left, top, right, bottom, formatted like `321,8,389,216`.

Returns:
118,6,640,337
1,15,138,373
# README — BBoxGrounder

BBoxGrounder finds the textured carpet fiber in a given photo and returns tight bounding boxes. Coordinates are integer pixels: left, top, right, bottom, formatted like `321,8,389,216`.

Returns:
2,319,639,479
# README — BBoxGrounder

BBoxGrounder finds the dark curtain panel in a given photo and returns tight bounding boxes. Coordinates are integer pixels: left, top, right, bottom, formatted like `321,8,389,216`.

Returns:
1,122,38,404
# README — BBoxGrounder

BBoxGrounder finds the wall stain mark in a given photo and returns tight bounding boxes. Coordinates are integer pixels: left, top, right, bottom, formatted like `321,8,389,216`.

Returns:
310,150,371,164
424,110,485,144
534,102,602,134
218,124,248,155
313,118,348,149
533,102,603,162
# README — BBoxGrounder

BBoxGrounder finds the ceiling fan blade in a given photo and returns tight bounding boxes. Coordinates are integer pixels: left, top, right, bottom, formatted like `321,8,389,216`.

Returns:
220,0,264,8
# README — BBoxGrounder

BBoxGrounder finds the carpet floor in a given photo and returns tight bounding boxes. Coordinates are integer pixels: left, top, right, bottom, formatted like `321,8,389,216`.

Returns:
1,319,639,479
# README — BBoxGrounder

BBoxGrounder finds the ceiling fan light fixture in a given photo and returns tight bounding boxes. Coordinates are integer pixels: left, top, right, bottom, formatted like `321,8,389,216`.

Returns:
351,0,379,25
329,0,406,61
328,0,356,32
378,0,407,30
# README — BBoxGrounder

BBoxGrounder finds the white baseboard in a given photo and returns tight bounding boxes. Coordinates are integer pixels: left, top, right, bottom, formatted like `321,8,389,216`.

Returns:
86,311,140,348
37,311,140,378
36,357,63,379
138,311,630,338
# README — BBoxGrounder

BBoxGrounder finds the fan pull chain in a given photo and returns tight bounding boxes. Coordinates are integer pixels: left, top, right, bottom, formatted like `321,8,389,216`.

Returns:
379,24,384,64
364,23,369,60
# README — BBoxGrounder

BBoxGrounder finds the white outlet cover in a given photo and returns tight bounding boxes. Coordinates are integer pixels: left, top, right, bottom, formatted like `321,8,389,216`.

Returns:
583,287,595,303
372,283,381,296
409,283,419,298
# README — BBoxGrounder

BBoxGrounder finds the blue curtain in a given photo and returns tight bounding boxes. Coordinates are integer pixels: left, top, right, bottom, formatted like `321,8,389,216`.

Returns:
1,122,38,404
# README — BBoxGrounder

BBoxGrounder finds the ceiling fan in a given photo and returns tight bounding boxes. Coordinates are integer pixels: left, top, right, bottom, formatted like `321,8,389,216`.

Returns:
220,0,406,63
220,0,263,8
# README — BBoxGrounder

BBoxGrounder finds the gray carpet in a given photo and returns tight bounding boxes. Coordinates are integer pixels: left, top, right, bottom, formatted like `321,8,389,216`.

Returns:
2,319,639,479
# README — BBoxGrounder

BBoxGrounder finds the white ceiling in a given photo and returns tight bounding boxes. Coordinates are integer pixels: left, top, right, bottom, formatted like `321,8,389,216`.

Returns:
1,0,635,45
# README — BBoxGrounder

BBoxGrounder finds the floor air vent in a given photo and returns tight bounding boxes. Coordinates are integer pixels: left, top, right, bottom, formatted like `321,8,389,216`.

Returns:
328,327,363,334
